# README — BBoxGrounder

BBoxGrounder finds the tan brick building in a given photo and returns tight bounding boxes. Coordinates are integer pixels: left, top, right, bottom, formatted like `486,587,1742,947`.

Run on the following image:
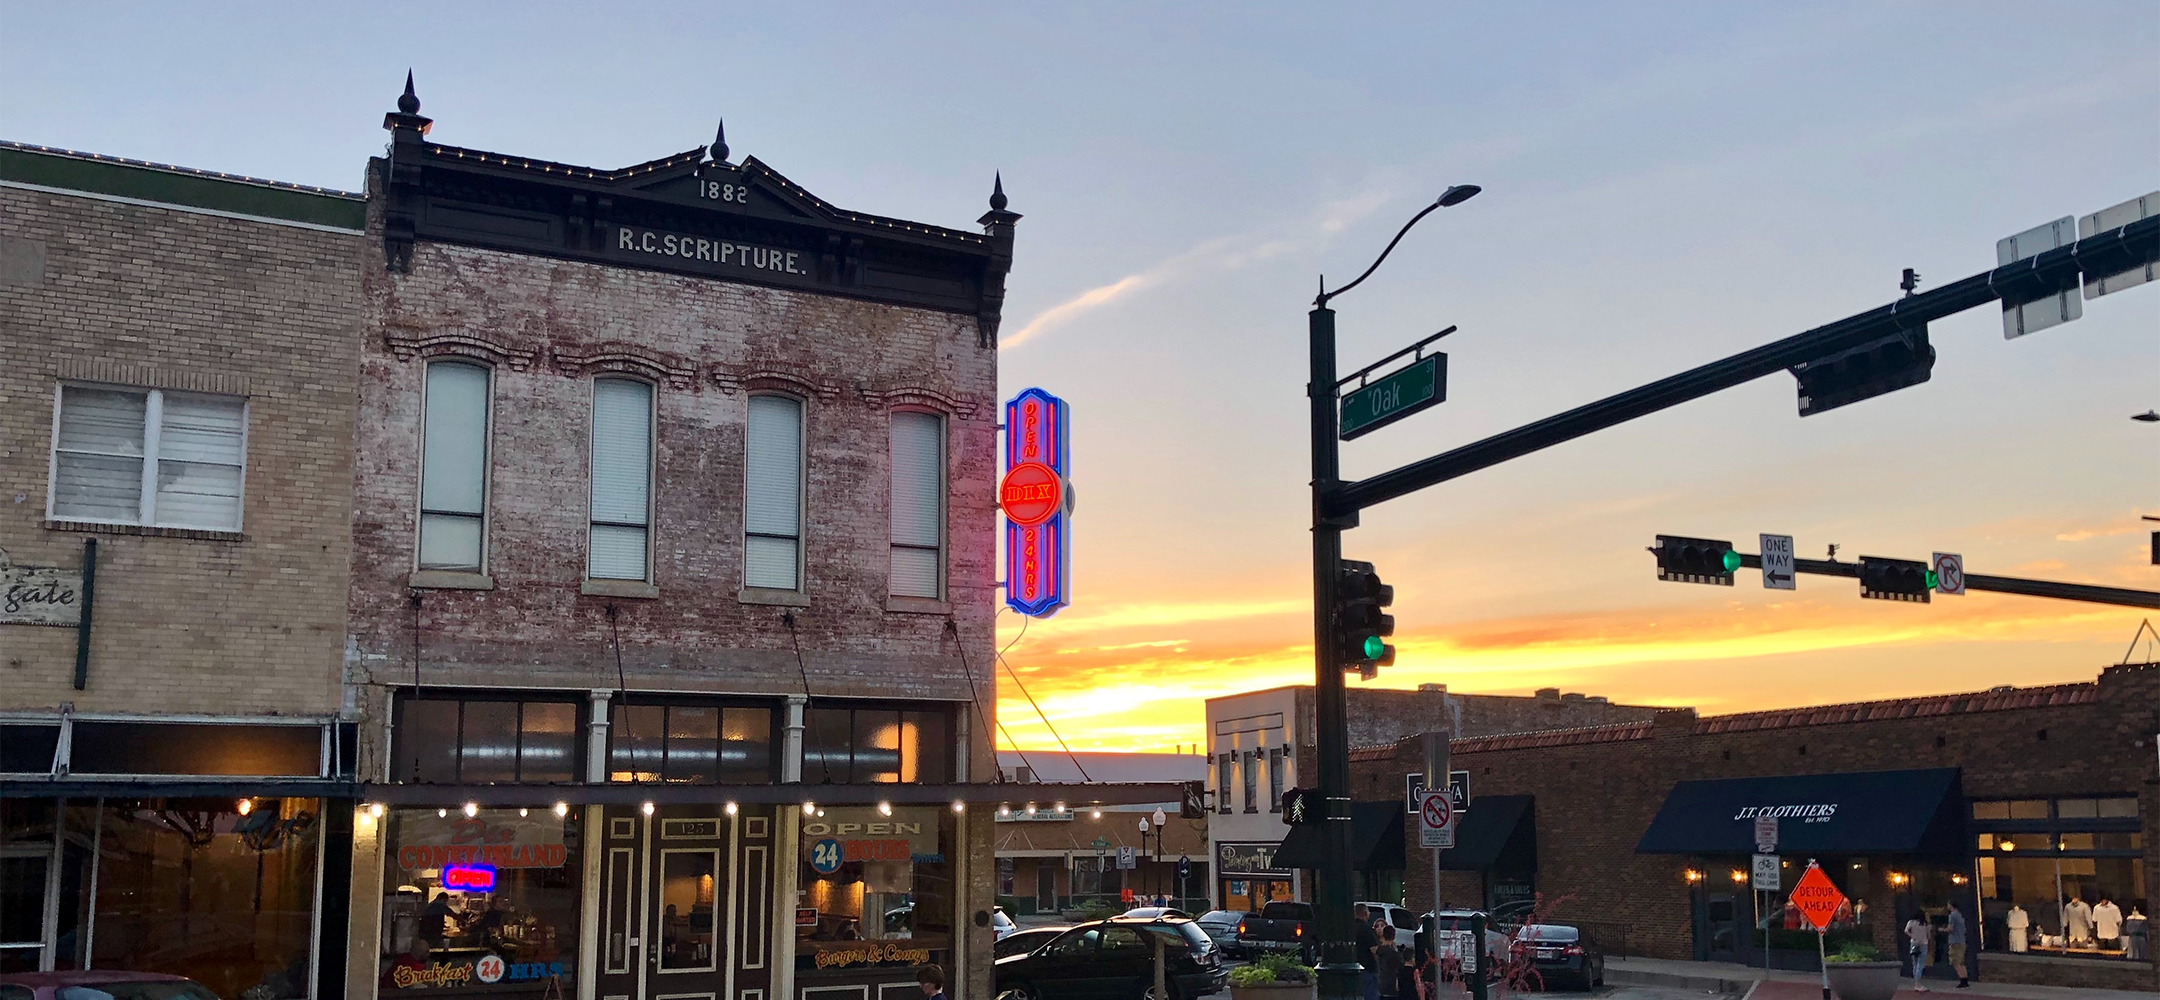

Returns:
0,141,365,993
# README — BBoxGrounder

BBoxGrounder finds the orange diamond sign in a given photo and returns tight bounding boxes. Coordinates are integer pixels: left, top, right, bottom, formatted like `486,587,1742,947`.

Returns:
1788,862,1846,931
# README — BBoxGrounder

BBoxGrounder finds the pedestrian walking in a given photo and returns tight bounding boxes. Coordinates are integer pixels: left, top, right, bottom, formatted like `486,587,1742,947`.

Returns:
1947,905,1970,989
1904,912,1932,992
1354,904,1381,1000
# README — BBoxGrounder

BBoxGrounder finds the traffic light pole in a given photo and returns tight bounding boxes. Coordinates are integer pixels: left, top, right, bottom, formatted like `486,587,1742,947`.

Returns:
1724,551,2160,608
1308,303,1360,1000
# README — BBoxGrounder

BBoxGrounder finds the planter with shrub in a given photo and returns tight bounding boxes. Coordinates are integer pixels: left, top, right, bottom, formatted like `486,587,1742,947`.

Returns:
1822,942,1900,1000
1228,954,1315,1000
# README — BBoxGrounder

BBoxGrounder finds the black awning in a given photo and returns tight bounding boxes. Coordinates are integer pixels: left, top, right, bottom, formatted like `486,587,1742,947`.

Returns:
1273,801,1404,871
1439,795,1534,871
1636,767,1964,856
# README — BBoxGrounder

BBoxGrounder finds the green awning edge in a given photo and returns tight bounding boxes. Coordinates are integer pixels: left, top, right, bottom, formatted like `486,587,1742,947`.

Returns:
0,144,365,231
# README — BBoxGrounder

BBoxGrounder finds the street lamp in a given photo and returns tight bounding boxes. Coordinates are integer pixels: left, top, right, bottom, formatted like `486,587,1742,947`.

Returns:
1307,185,1481,1000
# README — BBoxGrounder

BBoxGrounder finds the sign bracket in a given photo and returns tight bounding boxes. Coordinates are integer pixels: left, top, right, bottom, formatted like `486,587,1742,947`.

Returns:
1337,326,1458,390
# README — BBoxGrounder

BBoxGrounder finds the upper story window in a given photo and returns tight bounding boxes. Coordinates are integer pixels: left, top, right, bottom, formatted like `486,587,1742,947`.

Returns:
588,378,654,581
744,394,804,590
394,694,580,784
1216,753,1233,815
803,705,952,783
609,700,775,784
889,410,945,599
1269,747,1285,812
50,384,246,530
1242,749,1259,813
418,362,490,571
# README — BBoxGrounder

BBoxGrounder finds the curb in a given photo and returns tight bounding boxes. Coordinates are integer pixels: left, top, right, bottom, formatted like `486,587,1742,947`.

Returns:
1605,965,1759,995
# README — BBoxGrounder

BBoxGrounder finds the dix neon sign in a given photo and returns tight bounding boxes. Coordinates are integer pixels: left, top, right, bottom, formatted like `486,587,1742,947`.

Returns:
1002,388,1072,617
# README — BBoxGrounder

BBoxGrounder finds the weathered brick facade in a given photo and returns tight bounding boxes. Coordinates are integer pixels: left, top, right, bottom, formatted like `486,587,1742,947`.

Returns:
1350,663,2160,993
0,149,362,718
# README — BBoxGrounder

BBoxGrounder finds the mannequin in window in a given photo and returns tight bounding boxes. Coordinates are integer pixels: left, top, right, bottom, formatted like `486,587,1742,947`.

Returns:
2123,908,2146,960
2092,896,2123,950
2004,903,2029,953
2064,894,2093,946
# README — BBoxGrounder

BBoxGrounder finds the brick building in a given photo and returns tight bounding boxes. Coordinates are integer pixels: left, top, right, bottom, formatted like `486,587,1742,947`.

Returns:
991,752,1209,916
0,140,365,994
1343,663,2159,993
1204,683,1658,912
334,80,1042,1000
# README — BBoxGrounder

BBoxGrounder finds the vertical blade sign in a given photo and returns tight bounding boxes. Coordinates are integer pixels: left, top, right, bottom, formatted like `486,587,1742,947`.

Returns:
1003,388,1072,617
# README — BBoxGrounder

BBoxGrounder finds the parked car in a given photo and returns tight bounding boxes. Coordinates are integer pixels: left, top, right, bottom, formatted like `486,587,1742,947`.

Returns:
0,972,218,1000
1236,899,1316,959
996,925,1069,960
1425,909,1508,976
1193,909,1248,957
1122,906,1190,920
1358,900,1418,951
1510,923,1603,991
993,906,1018,940
995,916,1226,1000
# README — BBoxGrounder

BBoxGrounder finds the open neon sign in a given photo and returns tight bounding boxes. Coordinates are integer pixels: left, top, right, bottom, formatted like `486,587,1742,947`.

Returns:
1002,388,1072,617
441,863,497,892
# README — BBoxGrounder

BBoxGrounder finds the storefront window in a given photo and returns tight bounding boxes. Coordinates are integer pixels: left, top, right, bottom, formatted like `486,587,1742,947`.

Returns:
1972,796,2145,961
380,807,582,992
607,702,773,783
801,706,951,784
396,697,581,784
794,806,953,974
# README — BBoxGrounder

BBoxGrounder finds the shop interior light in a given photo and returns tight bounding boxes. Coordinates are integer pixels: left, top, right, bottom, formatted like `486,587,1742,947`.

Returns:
236,799,253,816
1888,871,1909,886
877,801,893,816
951,800,965,813
554,802,569,817
641,801,656,816
725,802,739,816
463,802,479,818
1951,873,1968,885
1999,840,2016,852
367,802,385,818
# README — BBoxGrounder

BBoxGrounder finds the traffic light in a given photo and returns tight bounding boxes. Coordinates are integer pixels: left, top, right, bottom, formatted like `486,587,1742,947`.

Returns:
1859,556,1934,603
1790,326,1935,417
1280,787,1319,826
1654,535,1741,586
1336,559,1395,678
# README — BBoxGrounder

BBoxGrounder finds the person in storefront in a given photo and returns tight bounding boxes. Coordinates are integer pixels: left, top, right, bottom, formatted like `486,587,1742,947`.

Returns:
422,891,455,949
466,893,517,950
1946,905,1970,990
1902,911,1930,992
915,964,946,1000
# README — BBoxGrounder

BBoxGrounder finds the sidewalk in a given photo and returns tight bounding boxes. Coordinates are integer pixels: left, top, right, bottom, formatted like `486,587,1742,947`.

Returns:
1606,956,2157,1000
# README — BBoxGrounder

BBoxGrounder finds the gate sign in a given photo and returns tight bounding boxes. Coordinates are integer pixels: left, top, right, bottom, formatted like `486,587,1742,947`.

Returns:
1003,388,1072,617
1788,862,1847,931
1932,552,1965,596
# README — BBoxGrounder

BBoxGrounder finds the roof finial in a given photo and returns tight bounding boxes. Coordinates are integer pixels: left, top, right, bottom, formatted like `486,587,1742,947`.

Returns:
398,70,421,115
710,118,729,163
989,171,1008,212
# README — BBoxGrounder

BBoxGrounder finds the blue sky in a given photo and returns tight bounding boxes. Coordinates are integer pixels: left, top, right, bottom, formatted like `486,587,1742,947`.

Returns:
6,2,2154,748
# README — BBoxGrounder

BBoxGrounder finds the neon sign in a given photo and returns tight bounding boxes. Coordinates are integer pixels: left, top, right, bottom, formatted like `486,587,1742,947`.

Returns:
441,863,497,892
1002,388,1071,617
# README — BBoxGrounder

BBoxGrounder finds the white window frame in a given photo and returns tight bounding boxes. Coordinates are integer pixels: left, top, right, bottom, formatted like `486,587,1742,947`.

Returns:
414,360,493,574
888,408,947,600
743,391,807,592
46,382,250,532
586,375,657,583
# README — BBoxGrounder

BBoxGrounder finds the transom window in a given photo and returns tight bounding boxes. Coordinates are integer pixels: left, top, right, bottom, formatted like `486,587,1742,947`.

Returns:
50,384,246,530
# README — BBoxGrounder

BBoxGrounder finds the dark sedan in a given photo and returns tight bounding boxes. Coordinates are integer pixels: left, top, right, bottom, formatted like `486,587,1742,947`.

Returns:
995,916,1226,1000
1510,923,1604,991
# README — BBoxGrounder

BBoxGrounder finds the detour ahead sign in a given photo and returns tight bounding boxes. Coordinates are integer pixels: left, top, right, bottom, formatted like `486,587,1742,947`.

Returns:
1788,862,1847,931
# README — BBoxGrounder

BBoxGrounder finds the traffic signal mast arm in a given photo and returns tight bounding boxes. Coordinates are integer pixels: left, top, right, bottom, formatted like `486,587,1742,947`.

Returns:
1324,213,2159,517
1720,551,2160,609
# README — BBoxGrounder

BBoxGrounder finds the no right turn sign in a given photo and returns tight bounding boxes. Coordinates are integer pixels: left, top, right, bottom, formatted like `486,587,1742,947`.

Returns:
1933,552,1965,596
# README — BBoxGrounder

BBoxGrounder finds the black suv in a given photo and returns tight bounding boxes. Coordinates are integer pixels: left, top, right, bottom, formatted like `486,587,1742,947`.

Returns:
994,916,1226,1000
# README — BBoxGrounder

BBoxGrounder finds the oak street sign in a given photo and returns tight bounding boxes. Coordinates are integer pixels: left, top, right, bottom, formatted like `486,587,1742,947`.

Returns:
1341,354,1446,440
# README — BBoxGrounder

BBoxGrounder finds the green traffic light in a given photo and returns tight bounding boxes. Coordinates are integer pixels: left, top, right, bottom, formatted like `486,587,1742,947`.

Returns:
1925,570,1938,590
1362,635,1386,659
1722,550,1743,573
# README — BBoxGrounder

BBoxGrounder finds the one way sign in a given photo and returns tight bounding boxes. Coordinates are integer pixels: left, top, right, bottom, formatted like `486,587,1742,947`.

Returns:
1761,534,1796,591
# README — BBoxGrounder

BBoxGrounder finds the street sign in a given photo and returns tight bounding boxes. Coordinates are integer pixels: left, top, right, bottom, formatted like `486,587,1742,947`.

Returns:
1754,815,1779,854
1789,863,1847,931
1932,552,1965,596
1116,846,1137,871
2079,191,2159,299
1340,353,1446,440
1760,534,1796,591
1177,856,1192,881
1998,216,2083,339
1418,791,1456,849
1752,854,1781,891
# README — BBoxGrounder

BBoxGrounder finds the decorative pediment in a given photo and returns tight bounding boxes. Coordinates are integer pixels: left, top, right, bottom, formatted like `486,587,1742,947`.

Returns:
551,343,697,389
383,327,540,370
712,369,840,401
859,384,979,419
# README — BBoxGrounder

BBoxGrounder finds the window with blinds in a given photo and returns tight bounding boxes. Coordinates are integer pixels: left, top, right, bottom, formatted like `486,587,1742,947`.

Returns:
889,410,944,598
744,394,803,590
589,378,654,581
50,384,246,531
418,362,490,571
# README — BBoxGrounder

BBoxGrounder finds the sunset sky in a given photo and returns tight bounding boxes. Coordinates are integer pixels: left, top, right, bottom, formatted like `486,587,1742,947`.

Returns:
7,3,2154,753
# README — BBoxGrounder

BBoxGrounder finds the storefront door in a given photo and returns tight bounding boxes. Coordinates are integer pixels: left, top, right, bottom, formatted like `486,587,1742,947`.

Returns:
1036,863,1055,912
0,846,52,972
596,805,732,1000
